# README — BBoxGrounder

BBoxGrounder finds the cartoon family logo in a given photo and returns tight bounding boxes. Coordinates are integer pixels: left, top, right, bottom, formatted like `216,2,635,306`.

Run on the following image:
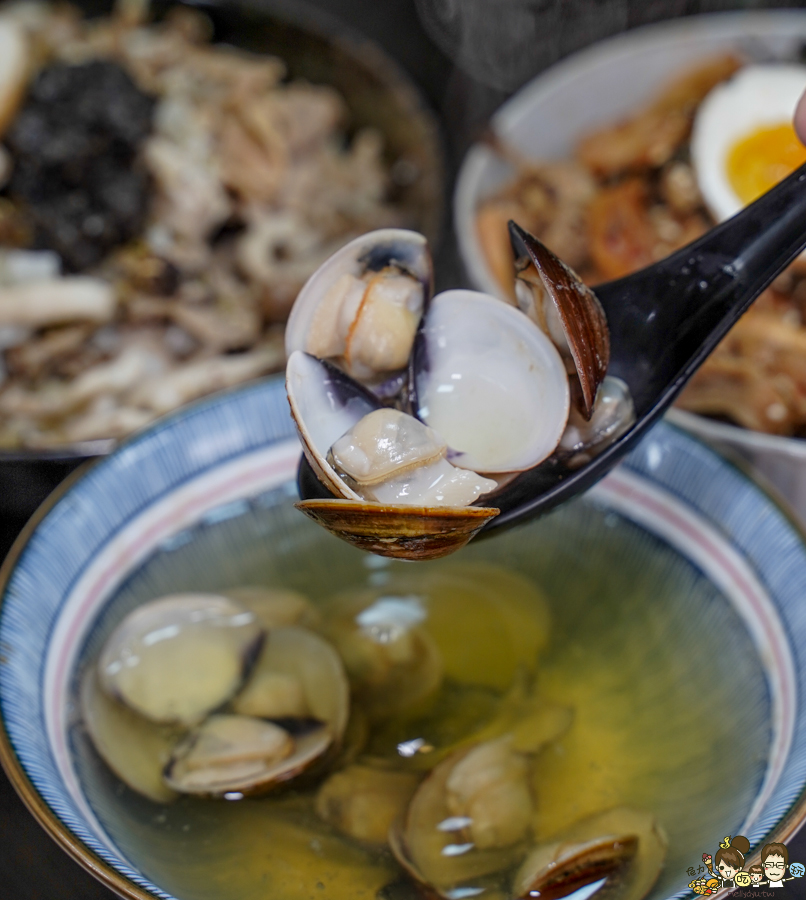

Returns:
687,836,806,894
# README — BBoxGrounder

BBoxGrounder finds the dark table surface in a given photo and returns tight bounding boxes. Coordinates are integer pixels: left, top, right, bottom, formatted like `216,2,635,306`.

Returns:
2,0,806,897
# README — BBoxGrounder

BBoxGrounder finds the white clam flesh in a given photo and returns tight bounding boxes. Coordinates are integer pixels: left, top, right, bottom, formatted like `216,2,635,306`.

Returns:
285,226,625,560
164,713,331,797
285,229,431,385
328,408,498,506
559,377,636,467
98,593,264,726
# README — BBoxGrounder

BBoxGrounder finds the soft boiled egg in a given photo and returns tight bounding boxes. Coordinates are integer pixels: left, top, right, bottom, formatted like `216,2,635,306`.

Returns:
691,64,806,223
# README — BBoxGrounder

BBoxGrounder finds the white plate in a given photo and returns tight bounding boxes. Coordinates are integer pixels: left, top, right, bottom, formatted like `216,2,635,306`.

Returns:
455,9,806,522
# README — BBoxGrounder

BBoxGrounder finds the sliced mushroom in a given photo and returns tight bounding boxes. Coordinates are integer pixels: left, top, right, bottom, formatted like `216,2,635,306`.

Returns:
0,277,117,328
98,593,264,726
80,666,180,803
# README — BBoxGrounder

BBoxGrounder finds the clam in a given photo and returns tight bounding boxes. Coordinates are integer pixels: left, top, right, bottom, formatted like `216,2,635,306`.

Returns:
321,590,444,720
558,376,635,468
164,626,349,797
97,593,264,726
389,738,533,897
514,834,639,900
231,625,350,740
164,713,331,797
284,229,432,388
80,665,181,803
509,222,609,418
287,351,500,560
514,808,667,900
286,226,630,560
315,764,421,845
410,290,571,474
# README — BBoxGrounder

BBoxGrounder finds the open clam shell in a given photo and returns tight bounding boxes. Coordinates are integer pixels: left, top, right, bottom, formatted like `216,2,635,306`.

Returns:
509,221,610,418
295,499,499,561
164,713,332,798
514,834,639,900
287,351,377,501
80,666,181,804
285,229,433,386
412,289,571,473
164,626,349,797
389,743,531,897
97,593,264,726
287,351,499,560
515,808,667,900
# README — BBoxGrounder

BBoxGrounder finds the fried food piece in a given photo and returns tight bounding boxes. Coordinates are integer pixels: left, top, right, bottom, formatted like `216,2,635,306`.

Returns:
577,55,741,176
588,180,656,279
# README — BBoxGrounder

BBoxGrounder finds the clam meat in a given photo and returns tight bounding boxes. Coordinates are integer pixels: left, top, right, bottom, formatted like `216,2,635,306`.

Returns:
285,225,634,559
315,764,421,845
98,593,264,726
164,713,332,797
87,591,351,799
285,229,432,385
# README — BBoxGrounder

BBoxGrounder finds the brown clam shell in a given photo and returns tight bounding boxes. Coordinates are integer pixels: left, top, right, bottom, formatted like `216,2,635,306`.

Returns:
515,834,639,900
295,499,499,561
509,221,610,419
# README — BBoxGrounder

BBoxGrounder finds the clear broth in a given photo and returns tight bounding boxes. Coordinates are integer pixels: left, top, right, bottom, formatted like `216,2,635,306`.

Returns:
71,486,770,900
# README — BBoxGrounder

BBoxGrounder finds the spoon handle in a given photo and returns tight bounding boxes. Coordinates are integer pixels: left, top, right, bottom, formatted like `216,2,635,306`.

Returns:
597,159,806,414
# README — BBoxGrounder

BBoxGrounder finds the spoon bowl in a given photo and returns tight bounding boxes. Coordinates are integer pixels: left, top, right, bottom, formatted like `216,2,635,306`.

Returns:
298,159,806,547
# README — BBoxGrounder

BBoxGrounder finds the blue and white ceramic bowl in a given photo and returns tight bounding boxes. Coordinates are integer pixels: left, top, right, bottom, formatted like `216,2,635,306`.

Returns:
1,374,806,900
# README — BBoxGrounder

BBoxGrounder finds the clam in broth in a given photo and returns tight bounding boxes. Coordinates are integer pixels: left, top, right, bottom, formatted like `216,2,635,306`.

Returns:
79,561,675,900
286,227,635,559
84,593,349,799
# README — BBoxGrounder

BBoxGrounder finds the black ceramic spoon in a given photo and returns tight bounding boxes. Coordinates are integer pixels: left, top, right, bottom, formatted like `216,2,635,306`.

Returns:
298,159,806,533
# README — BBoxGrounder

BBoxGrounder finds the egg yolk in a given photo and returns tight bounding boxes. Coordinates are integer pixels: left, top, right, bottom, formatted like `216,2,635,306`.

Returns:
727,122,806,205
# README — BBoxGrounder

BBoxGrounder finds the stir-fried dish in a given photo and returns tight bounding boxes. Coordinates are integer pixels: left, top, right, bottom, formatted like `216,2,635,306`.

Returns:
0,0,413,448
477,55,806,436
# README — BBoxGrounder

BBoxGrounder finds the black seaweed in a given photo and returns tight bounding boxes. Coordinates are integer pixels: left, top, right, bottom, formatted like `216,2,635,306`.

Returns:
6,60,155,271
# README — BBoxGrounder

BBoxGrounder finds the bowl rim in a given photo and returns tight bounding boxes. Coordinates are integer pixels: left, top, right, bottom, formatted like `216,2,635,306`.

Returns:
0,0,445,466
0,460,157,900
453,8,806,457
3,391,806,899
